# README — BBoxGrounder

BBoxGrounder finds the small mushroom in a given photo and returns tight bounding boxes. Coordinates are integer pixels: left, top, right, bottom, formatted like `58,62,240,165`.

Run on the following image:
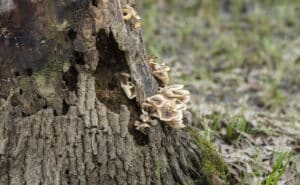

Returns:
120,72,131,84
121,81,137,99
122,5,134,20
146,94,166,108
122,5,141,29
120,73,137,99
158,84,184,95
142,102,153,112
171,89,190,97
165,84,184,91
149,57,158,69
134,121,151,130
177,95,190,104
174,102,187,111
152,69,170,85
149,57,170,85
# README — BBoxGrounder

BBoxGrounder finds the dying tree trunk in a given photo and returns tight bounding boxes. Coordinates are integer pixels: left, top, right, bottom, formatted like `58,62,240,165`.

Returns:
0,0,229,184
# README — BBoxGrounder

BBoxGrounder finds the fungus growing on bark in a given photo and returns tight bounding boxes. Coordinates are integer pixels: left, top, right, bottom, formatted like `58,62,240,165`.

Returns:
145,94,166,108
134,112,158,131
149,57,170,85
158,84,190,103
122,5,141,29
138,84,190,129
134,121,151,130
132,57,189,130
120,73,137,99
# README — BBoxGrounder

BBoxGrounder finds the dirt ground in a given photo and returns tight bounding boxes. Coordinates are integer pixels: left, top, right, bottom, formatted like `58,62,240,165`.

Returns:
139,0,300,184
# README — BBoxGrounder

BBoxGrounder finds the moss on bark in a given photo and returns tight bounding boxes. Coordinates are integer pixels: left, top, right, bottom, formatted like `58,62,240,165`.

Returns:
188,127,230,184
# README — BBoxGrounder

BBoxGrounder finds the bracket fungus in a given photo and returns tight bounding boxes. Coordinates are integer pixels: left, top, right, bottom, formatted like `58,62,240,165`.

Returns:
134,112,158,132
149,57,170,85
120,73,137,99
137,84,190,130
122,5,141,29
158,84,190,104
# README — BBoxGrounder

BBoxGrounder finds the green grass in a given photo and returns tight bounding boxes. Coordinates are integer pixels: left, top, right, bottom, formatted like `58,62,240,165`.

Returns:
265,152,291,185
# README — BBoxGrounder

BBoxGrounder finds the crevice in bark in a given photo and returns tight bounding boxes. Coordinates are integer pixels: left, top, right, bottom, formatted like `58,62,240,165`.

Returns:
25,68,33,76
63,65,78,92
61,99,70,115
73,51,86,65
92,0,98,7
129,128,150,146
67,28,77,41
94,29,149,146
95,29,131,113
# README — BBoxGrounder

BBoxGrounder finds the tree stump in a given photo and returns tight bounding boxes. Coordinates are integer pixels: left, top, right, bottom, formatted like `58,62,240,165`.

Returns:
0,0,229,184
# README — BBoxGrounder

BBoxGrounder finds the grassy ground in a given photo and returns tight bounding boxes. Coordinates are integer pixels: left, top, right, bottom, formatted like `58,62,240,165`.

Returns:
139,0,300,184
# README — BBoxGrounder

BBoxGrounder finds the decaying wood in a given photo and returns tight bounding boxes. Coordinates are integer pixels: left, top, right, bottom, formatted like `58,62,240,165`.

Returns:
0,0,229,184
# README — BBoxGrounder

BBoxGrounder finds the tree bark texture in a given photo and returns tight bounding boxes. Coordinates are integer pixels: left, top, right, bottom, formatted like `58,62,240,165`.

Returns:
0,0,228,185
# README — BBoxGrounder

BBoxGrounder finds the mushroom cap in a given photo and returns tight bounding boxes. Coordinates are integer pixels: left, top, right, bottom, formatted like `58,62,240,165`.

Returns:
171,89,190,97
134,15,141,20
157,108,181,122
165,84,184,91
160,63,170,71
146,94,166,108
149,61,159,71
122,8,133,20
120,72,131,78
158,84,184,96
134,121,151,130
121,81,137,99
142,102,152,110
149,56,158,63
122,5,141,21
120,72,131,84
149,58,170,72
152,70,169,85
173,101,187,111
149,110,160,119
155,100,182,121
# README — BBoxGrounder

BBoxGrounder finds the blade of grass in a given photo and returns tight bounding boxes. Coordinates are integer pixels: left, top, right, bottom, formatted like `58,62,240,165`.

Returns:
265,152,290,185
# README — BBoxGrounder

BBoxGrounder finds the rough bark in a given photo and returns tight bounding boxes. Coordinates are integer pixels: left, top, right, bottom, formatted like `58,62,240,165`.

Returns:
0,0,229,185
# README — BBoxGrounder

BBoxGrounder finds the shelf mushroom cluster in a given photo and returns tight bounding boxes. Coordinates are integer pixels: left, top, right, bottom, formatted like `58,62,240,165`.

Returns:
139,84,190,129
134,57,191,130
122,5,141,29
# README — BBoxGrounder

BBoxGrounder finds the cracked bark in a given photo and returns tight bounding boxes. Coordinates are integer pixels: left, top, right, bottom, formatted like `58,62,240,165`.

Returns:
0,0,229,185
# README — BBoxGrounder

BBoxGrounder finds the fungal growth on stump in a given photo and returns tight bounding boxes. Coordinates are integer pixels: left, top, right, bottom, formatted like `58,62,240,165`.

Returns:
149,56,170,85
134,56,191,130
122,4,141,29
120,72,137,100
